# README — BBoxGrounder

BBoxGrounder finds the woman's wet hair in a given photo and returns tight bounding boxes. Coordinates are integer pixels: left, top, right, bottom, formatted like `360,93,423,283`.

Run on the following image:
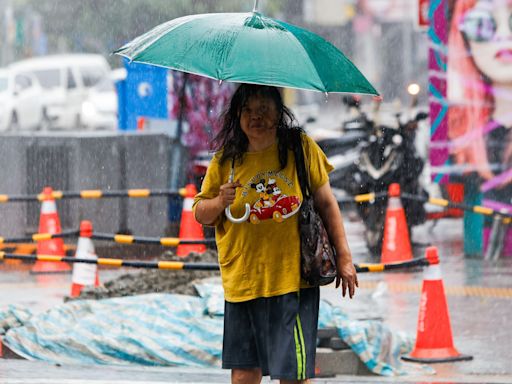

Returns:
213,83,304,168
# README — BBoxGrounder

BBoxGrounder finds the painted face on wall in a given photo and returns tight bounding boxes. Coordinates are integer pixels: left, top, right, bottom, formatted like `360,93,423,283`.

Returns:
460,0,512,83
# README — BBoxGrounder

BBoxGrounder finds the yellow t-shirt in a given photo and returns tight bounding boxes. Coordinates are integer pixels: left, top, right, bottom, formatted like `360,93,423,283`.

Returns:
193,134,333,302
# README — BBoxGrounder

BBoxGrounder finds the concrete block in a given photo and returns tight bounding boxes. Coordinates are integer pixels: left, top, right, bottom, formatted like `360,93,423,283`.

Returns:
315,347,373,377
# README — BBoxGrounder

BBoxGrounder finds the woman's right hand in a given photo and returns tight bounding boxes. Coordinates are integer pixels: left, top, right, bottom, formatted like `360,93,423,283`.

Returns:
218,180,242,208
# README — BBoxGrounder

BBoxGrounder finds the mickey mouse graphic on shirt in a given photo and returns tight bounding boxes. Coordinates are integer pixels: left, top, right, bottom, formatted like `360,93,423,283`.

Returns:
266,179,282,205
250,179,272,209
248,177,300,224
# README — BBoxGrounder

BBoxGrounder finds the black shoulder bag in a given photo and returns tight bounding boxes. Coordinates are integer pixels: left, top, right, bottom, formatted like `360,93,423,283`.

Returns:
294,136,337,286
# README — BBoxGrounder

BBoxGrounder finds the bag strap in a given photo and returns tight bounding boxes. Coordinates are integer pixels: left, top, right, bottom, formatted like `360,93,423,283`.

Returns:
293,134,311,199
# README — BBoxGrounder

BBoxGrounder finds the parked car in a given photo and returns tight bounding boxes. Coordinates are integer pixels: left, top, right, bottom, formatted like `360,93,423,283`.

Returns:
10,54,111,129
81,68,126,130
0,67,48,132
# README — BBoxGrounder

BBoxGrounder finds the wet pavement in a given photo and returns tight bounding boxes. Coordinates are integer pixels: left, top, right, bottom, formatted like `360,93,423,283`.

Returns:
0,359,511,384
1,217,511,383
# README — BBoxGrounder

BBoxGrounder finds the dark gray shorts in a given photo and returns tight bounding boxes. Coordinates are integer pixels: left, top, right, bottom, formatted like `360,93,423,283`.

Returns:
222,287,320,380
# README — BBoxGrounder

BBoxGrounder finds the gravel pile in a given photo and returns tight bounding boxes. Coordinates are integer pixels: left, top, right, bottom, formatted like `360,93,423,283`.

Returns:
65,250,220,302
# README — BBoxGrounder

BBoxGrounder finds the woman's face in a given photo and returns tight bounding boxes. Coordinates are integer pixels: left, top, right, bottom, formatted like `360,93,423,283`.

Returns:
239,94,279,142
463,0,512,83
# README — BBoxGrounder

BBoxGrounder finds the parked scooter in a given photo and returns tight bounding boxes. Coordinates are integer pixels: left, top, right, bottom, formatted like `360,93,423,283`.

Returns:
317,96,373,191
343,98,428,255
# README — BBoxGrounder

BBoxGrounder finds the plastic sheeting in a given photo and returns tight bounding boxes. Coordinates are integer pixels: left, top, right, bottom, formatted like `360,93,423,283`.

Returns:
1,280,433,376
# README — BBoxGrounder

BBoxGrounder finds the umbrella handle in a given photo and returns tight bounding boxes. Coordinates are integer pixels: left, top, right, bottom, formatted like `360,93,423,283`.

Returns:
225,203,251,223
224,163,250,223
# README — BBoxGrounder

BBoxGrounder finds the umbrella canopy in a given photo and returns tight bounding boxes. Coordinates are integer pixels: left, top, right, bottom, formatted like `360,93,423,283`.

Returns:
114,11,378,96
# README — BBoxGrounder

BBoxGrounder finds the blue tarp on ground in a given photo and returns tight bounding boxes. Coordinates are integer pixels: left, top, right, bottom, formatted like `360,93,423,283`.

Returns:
0,280,433,376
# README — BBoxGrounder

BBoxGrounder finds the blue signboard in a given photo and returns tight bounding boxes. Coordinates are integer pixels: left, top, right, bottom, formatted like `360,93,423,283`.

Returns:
117,59,168,130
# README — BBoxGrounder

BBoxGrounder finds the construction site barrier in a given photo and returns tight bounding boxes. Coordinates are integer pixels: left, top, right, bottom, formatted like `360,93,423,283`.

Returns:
3,185,508,221
0,230,215,247
401,192,512,221
90,233,216,246
335,191,387,204
0,188,387,205
333,187,510,220
335,189,511,222
0,188,187,203
0,230,79,244
0,252,433,272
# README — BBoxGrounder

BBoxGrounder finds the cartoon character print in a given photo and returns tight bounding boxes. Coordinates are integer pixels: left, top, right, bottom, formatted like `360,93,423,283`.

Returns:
266,179,281,205
250,179,272,209
249,178,301,224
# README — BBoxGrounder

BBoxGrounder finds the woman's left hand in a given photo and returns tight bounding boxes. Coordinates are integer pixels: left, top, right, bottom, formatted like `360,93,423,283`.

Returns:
335,257,358,299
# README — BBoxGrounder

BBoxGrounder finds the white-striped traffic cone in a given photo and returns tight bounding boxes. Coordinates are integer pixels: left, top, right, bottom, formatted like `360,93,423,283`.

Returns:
70,220,100,298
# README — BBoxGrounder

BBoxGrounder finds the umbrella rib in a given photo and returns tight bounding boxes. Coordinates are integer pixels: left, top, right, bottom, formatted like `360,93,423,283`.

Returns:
115,55,378,95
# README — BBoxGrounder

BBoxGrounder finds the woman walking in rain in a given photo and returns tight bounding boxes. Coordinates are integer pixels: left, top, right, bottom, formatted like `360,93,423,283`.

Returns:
193,84,358,383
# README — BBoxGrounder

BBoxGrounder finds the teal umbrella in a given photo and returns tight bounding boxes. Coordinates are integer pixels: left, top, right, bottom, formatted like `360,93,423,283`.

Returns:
114,4,378,96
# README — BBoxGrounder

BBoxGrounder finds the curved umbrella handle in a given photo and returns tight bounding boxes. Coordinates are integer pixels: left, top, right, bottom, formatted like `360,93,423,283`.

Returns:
224,159,250,223
225,203,251,223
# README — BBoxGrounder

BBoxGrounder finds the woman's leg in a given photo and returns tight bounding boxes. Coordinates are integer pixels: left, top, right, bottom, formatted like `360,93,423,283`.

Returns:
232,368,262,384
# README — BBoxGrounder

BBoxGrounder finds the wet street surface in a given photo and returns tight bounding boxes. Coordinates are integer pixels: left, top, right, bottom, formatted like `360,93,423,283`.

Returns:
1,359,511,384
1,217,511,383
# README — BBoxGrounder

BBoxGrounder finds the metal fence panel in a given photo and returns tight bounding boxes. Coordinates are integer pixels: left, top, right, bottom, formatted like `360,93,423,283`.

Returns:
0,132,180,237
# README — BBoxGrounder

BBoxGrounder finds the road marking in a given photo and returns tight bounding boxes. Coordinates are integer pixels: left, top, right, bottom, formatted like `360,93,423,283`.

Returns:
359,281,512,298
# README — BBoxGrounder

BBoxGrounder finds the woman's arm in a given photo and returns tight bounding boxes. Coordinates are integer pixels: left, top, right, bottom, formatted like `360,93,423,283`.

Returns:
313,181,358,298
194,181,242,225
194,197,225,226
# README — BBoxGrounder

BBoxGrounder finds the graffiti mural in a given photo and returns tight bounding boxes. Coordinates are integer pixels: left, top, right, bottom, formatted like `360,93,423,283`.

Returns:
446,0,512,254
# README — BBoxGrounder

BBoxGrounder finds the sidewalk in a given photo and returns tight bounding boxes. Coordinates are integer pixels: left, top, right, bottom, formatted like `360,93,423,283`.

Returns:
321,217,512,380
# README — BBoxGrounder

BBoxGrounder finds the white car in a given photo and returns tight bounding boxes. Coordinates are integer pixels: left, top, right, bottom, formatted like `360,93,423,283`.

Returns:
11,54,111,129
81,68,126,130
0,68,48,132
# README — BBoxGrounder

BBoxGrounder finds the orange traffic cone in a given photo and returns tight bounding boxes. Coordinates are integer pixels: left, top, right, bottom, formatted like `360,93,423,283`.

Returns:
402,247,472,363
31,186,71,273
176,184,206,257
381,183,413,263
70,220,100,298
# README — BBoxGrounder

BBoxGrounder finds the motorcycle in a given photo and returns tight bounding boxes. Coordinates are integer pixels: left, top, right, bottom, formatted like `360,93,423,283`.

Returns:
343,106,429,255
316,96,373,191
